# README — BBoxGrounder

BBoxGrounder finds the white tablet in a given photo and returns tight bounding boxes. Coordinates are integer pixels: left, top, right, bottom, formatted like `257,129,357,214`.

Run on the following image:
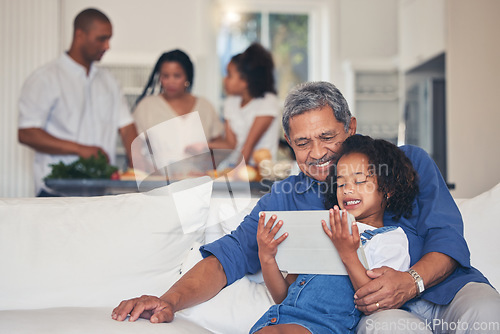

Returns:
263,210,368,275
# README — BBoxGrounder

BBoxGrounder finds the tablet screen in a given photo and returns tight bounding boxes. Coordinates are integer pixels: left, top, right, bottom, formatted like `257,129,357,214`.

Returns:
263,210,368,275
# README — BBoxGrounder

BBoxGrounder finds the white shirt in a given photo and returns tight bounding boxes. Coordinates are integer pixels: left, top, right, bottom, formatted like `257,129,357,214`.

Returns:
18,53,133,194
356,222,411,271
223,93,281,164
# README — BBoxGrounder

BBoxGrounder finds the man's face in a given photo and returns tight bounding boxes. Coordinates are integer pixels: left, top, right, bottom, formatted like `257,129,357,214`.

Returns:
285,106,356,182
79,20,112,63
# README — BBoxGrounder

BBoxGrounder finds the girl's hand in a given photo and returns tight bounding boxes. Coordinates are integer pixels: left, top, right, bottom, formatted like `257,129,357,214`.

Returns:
256,212,288,265
184,142,208,155
322,206,360,259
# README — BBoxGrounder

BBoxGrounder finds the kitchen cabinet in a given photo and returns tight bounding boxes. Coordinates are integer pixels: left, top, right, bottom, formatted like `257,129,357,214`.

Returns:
100,64,151,169
343,60,400,144
399,0,446,71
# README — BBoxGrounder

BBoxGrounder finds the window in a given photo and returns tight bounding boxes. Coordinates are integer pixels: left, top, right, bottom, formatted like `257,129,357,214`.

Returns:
217,11,309,101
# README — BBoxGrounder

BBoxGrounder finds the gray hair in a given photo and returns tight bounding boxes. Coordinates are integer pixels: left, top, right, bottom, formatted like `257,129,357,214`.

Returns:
282,81,352,136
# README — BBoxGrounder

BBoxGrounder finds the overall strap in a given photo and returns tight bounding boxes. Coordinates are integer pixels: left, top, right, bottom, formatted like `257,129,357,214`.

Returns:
361,226,398,246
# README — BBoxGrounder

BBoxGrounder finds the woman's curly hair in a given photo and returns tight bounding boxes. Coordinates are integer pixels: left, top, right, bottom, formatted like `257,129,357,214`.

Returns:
324,135,419,221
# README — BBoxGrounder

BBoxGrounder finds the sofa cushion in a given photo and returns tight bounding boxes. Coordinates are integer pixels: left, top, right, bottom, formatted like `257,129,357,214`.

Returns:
458,182,500,290
176,242,273,334
0,176,212,310
0,307,212,334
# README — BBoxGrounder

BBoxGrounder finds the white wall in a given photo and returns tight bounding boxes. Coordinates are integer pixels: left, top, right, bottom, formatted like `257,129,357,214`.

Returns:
339,0,398,61
0,0,61,197
447,0,500,198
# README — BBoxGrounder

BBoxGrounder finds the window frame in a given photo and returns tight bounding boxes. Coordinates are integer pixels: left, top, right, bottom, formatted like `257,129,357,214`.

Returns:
212,0,333,107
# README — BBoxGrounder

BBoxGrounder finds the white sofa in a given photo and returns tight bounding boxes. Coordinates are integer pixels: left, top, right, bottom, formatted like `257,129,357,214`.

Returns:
0,177,498,334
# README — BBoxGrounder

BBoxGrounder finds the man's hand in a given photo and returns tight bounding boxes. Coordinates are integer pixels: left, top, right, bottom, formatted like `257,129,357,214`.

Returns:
18,127,109,159
111,295,174,323
354,267,416,315
77,145,109,161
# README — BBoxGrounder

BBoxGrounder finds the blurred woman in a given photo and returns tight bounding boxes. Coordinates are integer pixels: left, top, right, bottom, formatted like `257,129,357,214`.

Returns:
133,49,224,141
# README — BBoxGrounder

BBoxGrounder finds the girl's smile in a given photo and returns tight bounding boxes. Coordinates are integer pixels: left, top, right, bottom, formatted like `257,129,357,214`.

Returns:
336,152,385,228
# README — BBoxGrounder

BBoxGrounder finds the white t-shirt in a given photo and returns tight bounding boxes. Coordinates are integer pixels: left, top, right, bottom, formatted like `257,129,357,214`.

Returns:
18,53,133,194
223,93,281,164
356,222,411,271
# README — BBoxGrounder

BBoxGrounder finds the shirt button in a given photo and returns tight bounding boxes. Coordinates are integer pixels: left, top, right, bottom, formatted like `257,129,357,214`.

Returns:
271,317,277,323
300,281,305,286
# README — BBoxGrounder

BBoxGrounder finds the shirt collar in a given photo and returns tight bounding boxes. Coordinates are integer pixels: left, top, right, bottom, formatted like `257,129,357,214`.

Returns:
61,52,98,79
295,172,326,194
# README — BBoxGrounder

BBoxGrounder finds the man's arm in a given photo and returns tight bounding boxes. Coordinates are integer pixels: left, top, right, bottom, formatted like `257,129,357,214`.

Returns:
119,123,138,168
354,252,457,314
112,255,227,323
412,251,458,289
18,127,107,160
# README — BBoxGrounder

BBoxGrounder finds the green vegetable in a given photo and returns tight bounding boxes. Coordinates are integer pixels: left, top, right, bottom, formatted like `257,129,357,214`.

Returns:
44,151,118,179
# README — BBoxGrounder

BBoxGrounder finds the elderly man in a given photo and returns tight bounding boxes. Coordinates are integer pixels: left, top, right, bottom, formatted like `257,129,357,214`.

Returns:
18,8,137,196
113,82,499,333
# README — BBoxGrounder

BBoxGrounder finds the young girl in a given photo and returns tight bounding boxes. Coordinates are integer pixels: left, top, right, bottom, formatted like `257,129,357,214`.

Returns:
209,43,281,165
133,49,224,141
252,135,419,334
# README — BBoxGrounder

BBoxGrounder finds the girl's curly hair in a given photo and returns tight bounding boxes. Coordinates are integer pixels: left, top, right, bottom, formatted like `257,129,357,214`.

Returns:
234,43,276,98
324,135,419,221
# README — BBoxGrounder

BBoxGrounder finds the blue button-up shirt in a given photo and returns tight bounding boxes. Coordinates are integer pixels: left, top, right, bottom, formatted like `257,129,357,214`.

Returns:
201,145,489,305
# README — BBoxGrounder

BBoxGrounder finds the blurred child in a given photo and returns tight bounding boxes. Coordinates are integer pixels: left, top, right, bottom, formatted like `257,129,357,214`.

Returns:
252,135,419,333
209,43,280,165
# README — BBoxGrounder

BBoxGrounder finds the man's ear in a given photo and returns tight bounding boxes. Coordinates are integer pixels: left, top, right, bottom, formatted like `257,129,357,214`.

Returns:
348,117,357,136
284,133,291,147
74,29,85,43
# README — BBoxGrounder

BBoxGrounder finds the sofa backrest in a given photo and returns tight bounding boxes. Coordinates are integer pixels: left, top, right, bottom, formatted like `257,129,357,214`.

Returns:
458,182,500,290
1,177,497,313
0,177,212,310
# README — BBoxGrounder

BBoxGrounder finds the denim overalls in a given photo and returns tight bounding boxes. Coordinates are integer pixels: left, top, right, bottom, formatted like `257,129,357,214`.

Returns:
250,226,398,334
250,274,360,333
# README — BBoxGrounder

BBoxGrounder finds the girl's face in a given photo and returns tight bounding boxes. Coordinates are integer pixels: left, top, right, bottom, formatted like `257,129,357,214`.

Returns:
223,61,247,96
159,61,188,98
336,152,385,225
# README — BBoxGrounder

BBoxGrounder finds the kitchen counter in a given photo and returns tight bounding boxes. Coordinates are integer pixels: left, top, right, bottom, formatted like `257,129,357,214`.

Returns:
45,178,273,197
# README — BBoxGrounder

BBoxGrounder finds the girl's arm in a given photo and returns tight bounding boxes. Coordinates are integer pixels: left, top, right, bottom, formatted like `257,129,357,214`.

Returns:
208,121,237,150
257,213,291,304
240,116,274,163
322,207,371,291
336,242,371,291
